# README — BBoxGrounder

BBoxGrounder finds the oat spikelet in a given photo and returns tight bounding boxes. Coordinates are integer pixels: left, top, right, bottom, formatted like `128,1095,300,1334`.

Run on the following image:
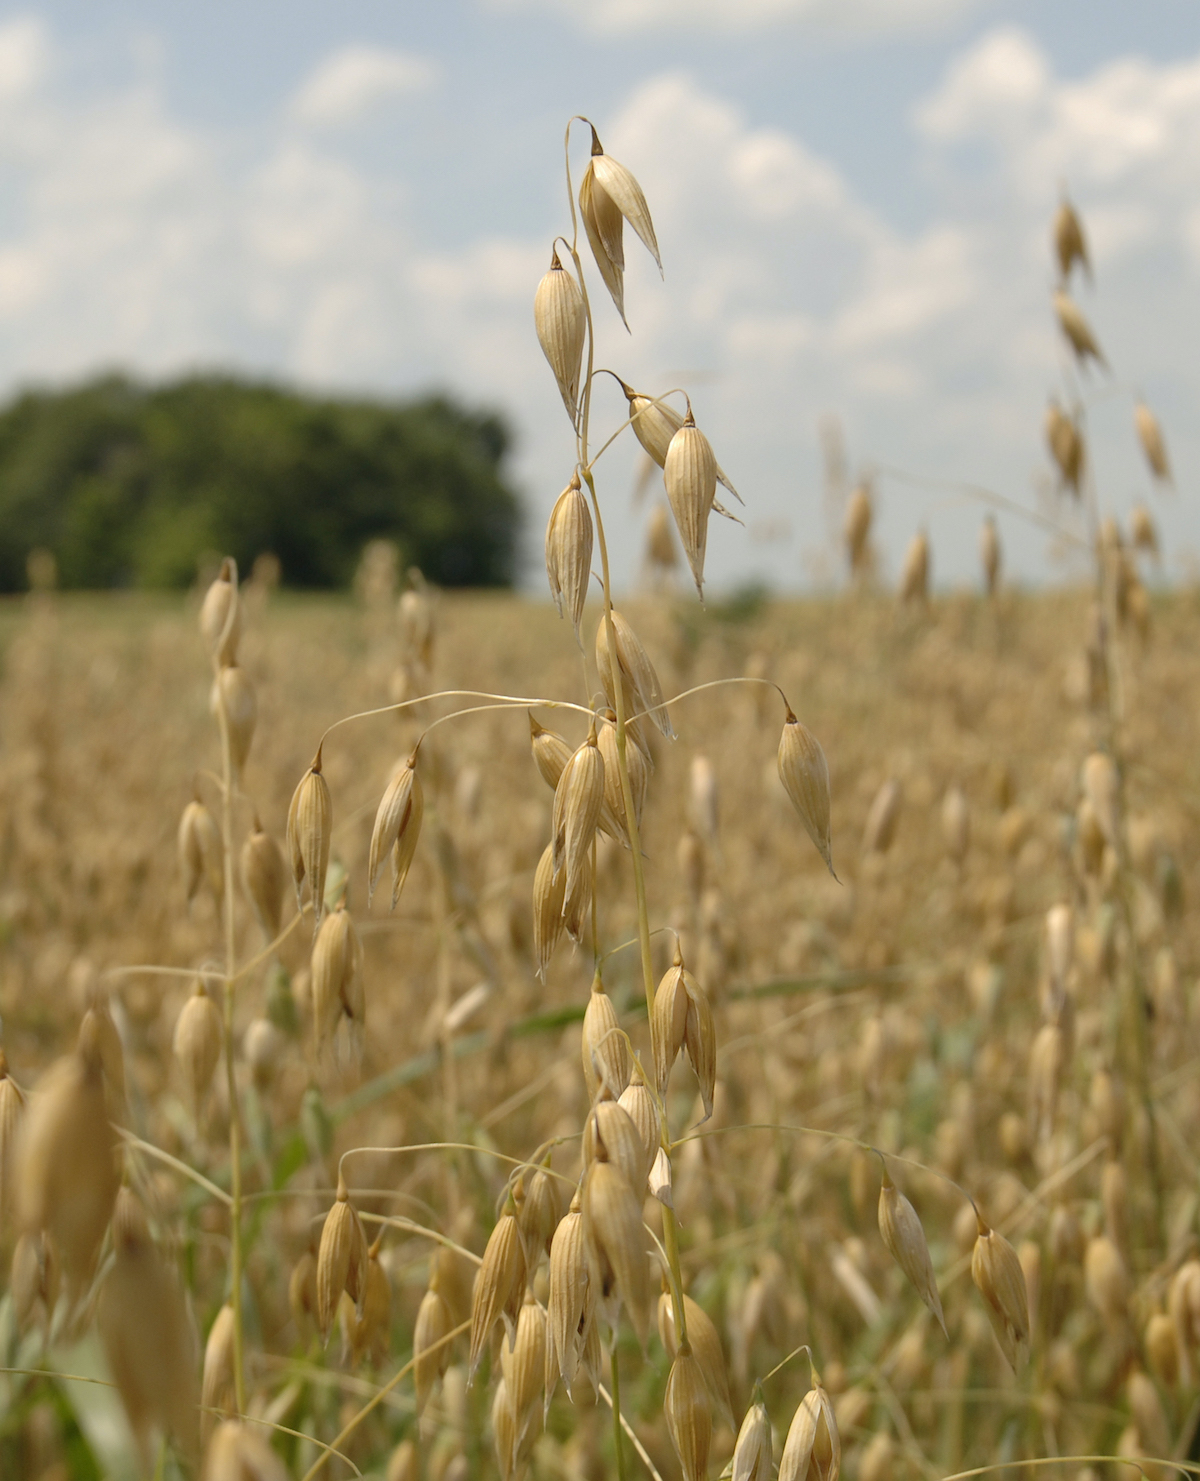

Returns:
547,1190,591,1403
204,1420,290,1481
413,1284,452,1415
241,818,287,941
211,662,256,776
665,1347,712,1481
619,1065,659,1187
179,798,223,906
545,473,594,641
578,123,660,325
287,749,332,926
202,1303,236,1426
659,1290,735,1429
517,1163,562,1260
980,516,1001,596
664,406,717,598
616,377,741,502
778,705,835,876
367,751,424,908
597,710,650,846
173,982,223,1109
900,531,929,604
845,483,872,574
316,1175,368,1343
878,1168,946,1335
652,943,716,1120
779,1377,841,1481
529,713,572,792
582,974,630,1102
552,718,605,906
596,609,675,740
582,1157,651,1344
470,1210,527,1379
535,247,585,421
584,1099,649,1193
733,1387,773,1481
501,1290,547,1450
98,1189,199,1471
1135,400,1172,483
199,557,241,666
310,904,365,1056
532,842,567,979
971,1213,1030,1370
1053,194,1090,281
1045,399,1084,495
15,1021,120,1299
1054,288,1107,369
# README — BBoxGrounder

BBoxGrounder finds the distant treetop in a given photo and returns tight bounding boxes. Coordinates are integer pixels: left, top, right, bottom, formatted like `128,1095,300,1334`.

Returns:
0,372,522,590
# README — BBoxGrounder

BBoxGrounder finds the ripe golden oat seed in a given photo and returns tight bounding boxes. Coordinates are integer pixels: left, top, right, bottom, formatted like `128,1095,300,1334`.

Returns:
414,1285,453,1415
581,975,630,1102
552,719,605,906
317,1175,369,1343
971,1214,1030,1370
779,1378,841,1481
173,981,223,1109
310,903,365,1055
778,706,835,875
658,1289,735,1429
664,408,718,598
201,1303,237,1425
534,248,586,422
899,530,930,604
583,1098,649,1193
545,473,593,641
1135,400,1171,482
1053,195,1090,281
469,1210,527,1379
203,1421,289,1481
732,1390,773,1481
287,748,332,926
665,1347,712,1481
582,1156,651,1344
199,558,242,667
368,751,424,909
1054,288,1107,369
210,662,256,776
179,797,223,906
595,609,675,740
877,1168,946,1335
241,818,287,940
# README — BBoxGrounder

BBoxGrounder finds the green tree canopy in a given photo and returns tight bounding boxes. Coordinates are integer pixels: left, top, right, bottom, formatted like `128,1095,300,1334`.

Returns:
0,373,522,589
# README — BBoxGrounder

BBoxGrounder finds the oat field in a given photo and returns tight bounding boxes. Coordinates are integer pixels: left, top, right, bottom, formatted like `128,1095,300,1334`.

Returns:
0,563,1198,1481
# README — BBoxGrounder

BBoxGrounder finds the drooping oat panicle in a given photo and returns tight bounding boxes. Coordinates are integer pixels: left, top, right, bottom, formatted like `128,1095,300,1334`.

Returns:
878,1168,946,1335
470,1210,527,1379
179,798,223,906
202,1303,236,1427
779,1378,841,1481
1054,288,1107,369
532,841,567,978
582,1156,651,1344
310,904,365,1055
173,981,223,1109
199,557,241,666
579,124,660,325
529,713,572,792
980,515,1001,595
616,377,741,502
204,1420,290,1481
317,1175,369,1343
596,609,675,739
659,1290,735,1429
211,662,256,776
652,944,716,1119
582,974,630,1101
1135,400,1172,483
414,1284,453,1415
552,718,605,905
98,1189,199,1471
778,706,835,876
1053,195,1090,281
1045,399,1084,495
584,1099,650,1192
241,818,287,940
732,1388,773,1481
15,1021,120,1300
547,1190,591,1403
664,407,717,597
535,247,586,421
665,1347,712,1481
899,530,929,604
545,473,594,641
971,1213,1030,1370
0,1048,25,1222
287,748,332,926
368,751,424,909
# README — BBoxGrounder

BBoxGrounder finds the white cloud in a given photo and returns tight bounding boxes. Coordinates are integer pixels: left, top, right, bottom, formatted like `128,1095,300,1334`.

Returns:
0,17,48,102
290,45,438,128
483,0,977,37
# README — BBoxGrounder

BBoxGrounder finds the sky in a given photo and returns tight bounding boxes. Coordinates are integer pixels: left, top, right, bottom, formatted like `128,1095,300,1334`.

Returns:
0,2,1198,592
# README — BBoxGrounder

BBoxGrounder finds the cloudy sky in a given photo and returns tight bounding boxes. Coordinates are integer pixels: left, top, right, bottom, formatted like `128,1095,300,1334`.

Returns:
0,1,1198,591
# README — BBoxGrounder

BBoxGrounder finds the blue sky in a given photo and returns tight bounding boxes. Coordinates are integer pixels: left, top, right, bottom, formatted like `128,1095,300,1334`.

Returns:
1,2,1199,591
